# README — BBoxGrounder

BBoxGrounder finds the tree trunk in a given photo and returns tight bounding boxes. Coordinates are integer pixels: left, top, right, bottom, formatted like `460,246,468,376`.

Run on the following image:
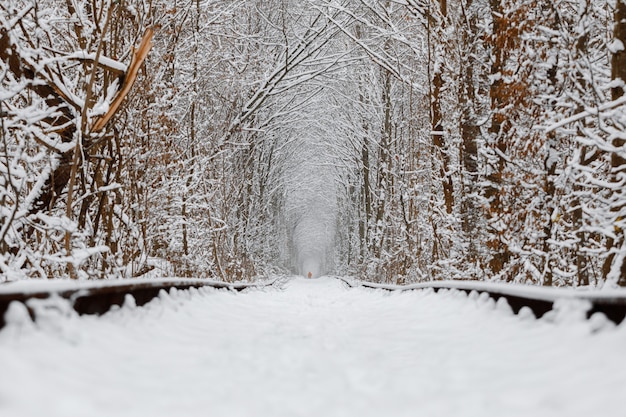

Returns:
458,0,479,263
486,0,510,275
430,1,454,215
603,0,626,286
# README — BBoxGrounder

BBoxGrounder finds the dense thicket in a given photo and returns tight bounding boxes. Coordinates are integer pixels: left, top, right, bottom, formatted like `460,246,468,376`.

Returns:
2,0,626,287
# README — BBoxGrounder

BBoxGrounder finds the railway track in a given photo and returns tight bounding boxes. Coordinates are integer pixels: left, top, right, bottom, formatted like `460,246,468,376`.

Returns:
0,278,274,329
343,278,626,324
2,276,626,330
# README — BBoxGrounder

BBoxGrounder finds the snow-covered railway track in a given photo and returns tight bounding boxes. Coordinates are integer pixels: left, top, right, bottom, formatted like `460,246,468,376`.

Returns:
1,277,625,417
344,279,626,324
2,276,626,332
0,278,272,330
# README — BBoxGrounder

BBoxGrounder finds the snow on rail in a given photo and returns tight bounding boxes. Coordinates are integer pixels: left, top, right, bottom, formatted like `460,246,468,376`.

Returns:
0,277,274,329
0,277,259,296
349,279,626,302
345,279,626,324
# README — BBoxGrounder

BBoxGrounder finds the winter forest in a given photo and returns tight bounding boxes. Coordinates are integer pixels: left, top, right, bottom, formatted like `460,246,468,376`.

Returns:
2,0,626,288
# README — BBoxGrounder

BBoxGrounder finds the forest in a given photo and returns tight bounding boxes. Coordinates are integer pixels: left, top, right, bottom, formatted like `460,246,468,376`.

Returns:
2,0,626,287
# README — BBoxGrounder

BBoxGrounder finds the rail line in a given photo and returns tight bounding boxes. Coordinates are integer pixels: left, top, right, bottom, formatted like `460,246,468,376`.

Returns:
2,276,626,329
343,278,626,324
0,278,273,329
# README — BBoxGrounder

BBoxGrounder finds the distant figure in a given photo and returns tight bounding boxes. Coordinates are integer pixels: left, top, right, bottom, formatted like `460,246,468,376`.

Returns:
307,271,312,279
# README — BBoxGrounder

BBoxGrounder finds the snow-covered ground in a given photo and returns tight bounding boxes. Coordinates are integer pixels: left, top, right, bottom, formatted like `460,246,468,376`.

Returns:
1,277,626,417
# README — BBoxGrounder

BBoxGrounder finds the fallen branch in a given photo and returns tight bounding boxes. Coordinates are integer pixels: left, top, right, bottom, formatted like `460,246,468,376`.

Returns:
92,28,154,132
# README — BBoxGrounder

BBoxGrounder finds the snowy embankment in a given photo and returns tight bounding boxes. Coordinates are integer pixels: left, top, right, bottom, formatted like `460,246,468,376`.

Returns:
1,277,626,417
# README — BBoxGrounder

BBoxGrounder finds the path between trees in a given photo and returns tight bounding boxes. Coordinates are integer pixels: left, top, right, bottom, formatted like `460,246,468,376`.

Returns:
1,277,625,416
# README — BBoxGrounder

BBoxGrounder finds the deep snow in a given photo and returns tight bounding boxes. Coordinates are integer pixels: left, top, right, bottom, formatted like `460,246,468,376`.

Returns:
1,277,626,417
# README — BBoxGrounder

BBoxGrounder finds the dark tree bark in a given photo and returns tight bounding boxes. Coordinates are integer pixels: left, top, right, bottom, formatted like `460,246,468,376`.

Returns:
458,0,480,262
603,0,626,286
430,0,454,215
485,0,511,275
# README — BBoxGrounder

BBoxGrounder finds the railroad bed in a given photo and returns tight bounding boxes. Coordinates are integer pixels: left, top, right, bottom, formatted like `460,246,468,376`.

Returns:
1,277,626,416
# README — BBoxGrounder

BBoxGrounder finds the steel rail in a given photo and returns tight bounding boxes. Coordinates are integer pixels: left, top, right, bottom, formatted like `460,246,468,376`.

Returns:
0,278,274,329
340,278,626,324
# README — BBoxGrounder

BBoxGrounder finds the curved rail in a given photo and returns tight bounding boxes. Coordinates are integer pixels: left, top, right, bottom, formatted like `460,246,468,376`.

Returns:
0,278,275,329
342,278,626,324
